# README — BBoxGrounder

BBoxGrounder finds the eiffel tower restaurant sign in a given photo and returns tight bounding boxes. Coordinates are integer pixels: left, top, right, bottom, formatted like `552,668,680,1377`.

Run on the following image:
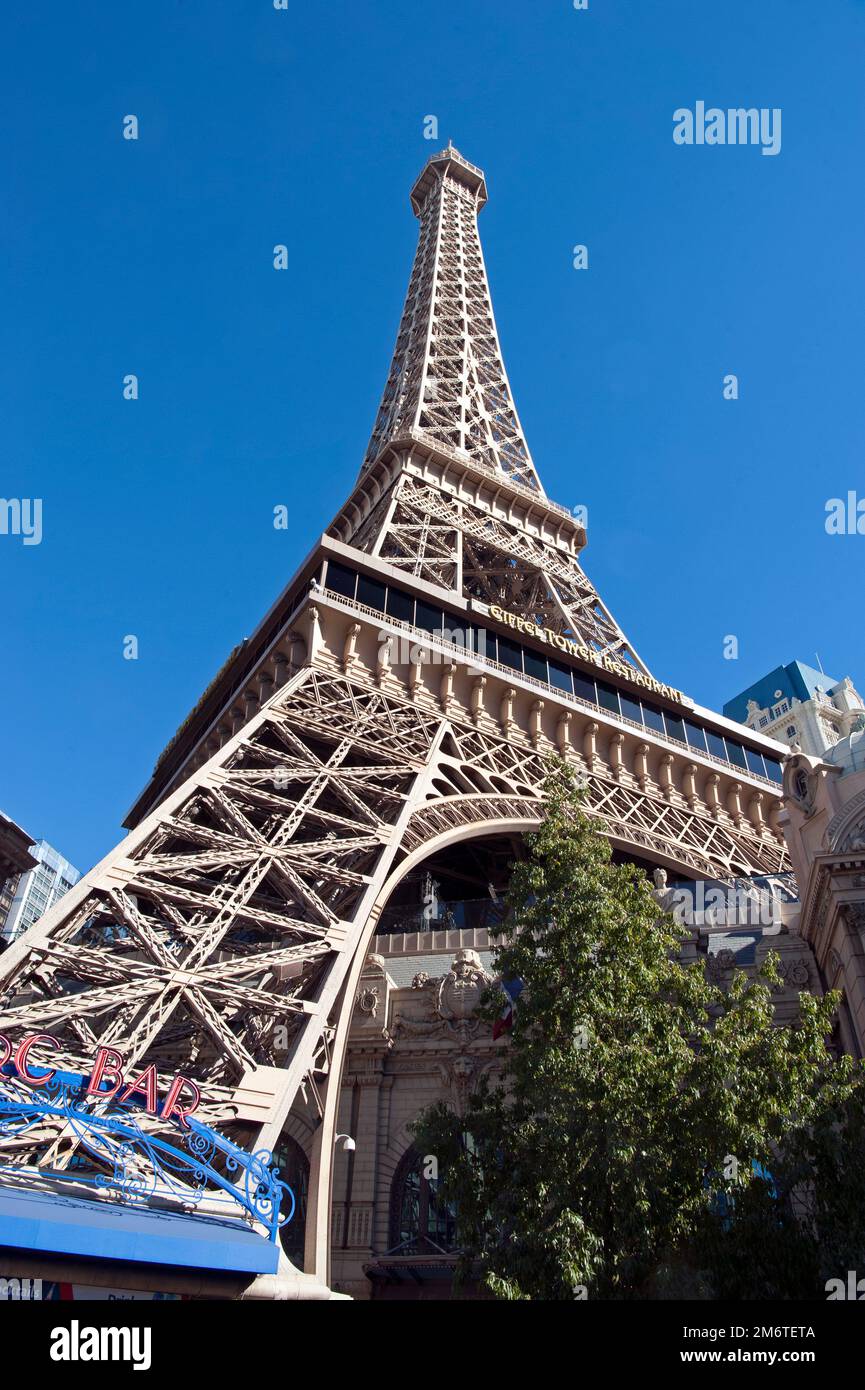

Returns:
488,604,688,705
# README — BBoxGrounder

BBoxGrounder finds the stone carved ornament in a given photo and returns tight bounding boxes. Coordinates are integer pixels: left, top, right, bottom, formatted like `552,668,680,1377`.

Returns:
395,949,493,1042
786,757,818,817
840,822,865,853
707,948,810,991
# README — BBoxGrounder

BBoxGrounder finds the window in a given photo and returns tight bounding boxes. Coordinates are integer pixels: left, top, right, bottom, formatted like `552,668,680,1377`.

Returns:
497,636,523,672
764,758,783,784
685,721,708,754
726,740,748,771
643,705,665,736
445,622,474,655
706,732,728,762
273,1135,309,1270
596,681,620,716
524,648,548,682
389,1145,459,1254
548,660,573,695
356,574,386,611
386,587,413,623
745,747,766,778
473,627,493,663
326,562,356,599
415,601,444,636
620,695,643,726
664,715,687,745
572,673,597,705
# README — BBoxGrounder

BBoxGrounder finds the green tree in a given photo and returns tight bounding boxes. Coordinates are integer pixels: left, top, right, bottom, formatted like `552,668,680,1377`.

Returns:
413,762,859,1300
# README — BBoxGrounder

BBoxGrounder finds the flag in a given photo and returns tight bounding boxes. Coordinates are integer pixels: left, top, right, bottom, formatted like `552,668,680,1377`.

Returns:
493,977,524,1039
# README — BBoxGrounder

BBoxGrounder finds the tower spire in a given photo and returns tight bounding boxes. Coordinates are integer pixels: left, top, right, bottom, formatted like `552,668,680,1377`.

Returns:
362,146,544,494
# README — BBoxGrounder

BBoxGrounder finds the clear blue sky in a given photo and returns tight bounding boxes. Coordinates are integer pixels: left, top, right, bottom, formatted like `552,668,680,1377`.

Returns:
1,1,863,874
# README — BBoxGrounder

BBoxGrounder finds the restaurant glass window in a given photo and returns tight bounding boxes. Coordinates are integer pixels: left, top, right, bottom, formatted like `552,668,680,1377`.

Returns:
685,721,708,754
597,681,620,716
643,705,665,736
524,648,548,682
726,740,748,771
573,673,597,705
326,562,356,599
620,695,643,726
706,732,728,762
664,715,687,745
386,587,414,623
548,661,574,695
498,636,523,672
745,747,766,778
415,601,444,636
356,574,386,612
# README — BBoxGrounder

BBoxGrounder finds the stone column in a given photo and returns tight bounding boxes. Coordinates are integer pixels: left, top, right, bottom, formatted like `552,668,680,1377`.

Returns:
530,699,545,749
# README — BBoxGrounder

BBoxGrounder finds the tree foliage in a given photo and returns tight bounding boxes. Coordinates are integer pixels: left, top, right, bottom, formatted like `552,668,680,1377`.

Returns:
413,762,863,1299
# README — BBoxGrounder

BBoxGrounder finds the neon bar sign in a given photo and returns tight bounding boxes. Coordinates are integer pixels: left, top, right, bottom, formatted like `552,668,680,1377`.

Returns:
0,1033,201,1129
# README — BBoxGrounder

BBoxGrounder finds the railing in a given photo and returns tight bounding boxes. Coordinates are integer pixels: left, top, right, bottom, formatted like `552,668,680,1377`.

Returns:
667,872,798,930
398,426,577,521
0,1066,293,1242
377,896,505,936
320,588,782,793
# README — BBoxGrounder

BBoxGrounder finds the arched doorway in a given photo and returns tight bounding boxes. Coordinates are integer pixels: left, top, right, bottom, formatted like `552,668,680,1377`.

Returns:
273,1134,309,1269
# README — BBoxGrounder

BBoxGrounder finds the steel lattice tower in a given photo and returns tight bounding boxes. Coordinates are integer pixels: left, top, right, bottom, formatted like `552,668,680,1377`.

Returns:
0,147,789,1293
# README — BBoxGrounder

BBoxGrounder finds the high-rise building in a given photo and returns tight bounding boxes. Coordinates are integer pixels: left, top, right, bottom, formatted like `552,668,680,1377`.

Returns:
0,838,80,945
724,660,865,758
0,812,36,942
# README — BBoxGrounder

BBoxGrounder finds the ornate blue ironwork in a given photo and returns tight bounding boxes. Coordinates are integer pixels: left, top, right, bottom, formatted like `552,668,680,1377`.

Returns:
0,1066,294,1242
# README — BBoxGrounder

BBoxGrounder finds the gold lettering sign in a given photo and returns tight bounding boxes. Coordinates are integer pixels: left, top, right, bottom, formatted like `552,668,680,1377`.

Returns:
488,605,688,706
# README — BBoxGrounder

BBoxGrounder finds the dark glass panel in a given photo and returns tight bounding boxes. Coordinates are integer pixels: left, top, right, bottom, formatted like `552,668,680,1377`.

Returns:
386,587,414,623
726,740,748,771
764,758,783,784
597,681,620,716
326,561,356,599
498,636,523,672
548,661,573,694
745,747,766,778
643,705,665,735
415,601,444,635
443,617,472,654
620,695,644,725
473,627,494,663
665,715,687,744
706,731,728,762
524,648,548,682
685,720,708,753
356,573,386,611
573,672,597,705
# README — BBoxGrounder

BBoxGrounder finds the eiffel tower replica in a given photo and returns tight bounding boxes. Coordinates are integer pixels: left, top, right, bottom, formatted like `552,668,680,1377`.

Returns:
0,145,789,1294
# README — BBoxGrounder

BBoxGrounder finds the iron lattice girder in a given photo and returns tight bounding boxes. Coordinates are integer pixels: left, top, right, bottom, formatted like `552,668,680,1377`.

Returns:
362,148,543,494
0,670,443,1152
0,658,784,1161
353,471,647,672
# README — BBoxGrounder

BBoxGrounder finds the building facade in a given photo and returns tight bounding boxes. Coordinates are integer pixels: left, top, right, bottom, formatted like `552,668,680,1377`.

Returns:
0,813,36,946
0,838,80,946
724,660,865,758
